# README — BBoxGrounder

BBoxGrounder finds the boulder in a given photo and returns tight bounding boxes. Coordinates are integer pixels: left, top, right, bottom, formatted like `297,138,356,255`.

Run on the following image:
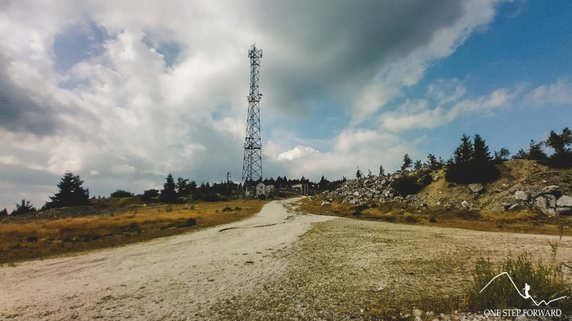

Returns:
461,200,470,209
353,191,360,197
320,201,331,207
556,195,572,207
546,194,557,208
468,183,484,194
501,202,512,211
542,185,561,195
542,208,557,216
534,196,548,210
556,207,572,215
514,191,530,201
509,204,523,211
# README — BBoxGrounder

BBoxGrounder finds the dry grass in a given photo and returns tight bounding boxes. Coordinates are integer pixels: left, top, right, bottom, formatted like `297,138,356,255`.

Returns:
299,198,572,236
0,199,267,264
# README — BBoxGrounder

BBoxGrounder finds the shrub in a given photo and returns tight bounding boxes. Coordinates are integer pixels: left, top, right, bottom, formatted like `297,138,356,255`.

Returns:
466,253,571,311
222,206,233,212
446,161,501,184
110,190,134,198
391,175,422,196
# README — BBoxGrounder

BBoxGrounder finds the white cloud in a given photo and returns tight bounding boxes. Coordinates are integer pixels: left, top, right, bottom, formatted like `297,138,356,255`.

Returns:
525,78,572,106
379,87,515,132
277,146,318,161
0,0,505,209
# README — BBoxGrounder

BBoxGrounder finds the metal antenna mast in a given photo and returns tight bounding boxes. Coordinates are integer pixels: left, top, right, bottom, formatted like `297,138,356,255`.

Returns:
242,44,263,186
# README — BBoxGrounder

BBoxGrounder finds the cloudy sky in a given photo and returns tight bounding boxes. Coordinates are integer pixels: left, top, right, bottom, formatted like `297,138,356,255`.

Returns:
1,0,571,210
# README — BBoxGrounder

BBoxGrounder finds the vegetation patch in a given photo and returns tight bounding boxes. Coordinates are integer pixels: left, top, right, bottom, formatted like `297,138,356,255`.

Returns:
0,199,266,264
465,253,571,311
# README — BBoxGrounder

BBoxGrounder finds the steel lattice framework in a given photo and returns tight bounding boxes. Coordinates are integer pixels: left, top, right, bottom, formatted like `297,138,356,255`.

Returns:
242,45,263,185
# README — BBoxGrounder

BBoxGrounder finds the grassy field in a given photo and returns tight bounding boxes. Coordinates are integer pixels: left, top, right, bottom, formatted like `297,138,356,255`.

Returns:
299,198,572,236
0,199,267,264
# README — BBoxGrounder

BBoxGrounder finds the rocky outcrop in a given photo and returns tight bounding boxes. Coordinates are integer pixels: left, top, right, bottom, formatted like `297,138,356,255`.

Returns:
321,171,430,209
320,169,572,216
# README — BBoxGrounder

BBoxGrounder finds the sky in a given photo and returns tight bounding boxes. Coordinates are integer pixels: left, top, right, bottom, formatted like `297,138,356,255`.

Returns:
1,0,571,210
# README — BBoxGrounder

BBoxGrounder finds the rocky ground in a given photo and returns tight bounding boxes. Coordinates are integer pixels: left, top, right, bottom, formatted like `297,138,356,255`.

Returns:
321,160,572,216
1,199,570,321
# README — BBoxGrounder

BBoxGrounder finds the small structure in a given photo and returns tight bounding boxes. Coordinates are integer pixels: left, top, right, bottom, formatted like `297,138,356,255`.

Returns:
255,183,275,197
291,183,309,195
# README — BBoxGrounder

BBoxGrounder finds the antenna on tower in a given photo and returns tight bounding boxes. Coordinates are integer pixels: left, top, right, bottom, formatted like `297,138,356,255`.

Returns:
242,44,263,194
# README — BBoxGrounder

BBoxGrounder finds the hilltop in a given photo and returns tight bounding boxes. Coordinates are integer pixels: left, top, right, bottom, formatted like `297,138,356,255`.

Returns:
304,159,572,235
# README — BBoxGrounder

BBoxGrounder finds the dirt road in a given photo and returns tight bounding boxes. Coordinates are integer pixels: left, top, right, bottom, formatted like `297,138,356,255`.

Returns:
1,199,570,320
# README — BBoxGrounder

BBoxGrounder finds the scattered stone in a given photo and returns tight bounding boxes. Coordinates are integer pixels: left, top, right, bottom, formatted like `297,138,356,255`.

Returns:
461,200,470,209
513,190,530,201
556,195,572,207
556,207,572,215
534,196,548,210
501,202,512,211
542,185,561,195
320,201,331,207
468,183,484,194
509,204,523,211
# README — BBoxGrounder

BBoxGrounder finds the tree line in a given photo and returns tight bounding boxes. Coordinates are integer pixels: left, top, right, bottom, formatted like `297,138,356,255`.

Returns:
2,127,570,216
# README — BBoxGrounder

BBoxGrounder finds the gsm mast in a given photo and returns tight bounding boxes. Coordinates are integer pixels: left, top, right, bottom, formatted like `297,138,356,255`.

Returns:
241,45,263,190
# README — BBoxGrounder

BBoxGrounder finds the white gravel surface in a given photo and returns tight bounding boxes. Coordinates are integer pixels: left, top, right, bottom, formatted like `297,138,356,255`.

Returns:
1,198,570,321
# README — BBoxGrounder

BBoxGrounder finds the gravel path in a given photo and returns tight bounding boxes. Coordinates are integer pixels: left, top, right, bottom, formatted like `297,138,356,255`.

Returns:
1,198,570,321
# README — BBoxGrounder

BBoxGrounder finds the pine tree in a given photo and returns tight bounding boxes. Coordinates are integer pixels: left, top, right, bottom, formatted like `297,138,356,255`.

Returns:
401,154,412,171
473,134,491,163
43,172,90,210
527,140,547,161
160,173,178,203
426,154,442,170
12,200,36,215
378,165,385,176
0,208,8,216
454,134,473,164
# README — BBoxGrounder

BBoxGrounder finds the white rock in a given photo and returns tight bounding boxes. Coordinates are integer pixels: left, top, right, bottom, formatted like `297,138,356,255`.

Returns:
468,183,484,194
556,195,572,207
320,201,331,207
542,185,560,195
514,190,530,201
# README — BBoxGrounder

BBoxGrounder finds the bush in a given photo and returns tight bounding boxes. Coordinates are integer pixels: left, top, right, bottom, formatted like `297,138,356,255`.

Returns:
391,176,421,196
110,190,134,198
466,253,571,311
445,161,500,184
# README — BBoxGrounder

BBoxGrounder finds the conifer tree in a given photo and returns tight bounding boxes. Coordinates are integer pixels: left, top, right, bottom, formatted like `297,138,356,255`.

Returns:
43,172,90,209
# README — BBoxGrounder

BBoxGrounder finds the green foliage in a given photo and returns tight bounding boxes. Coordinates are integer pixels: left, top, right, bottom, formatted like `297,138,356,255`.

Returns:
466,253,571,311
43,172,90,210
11,199,36,215
446,134,500,184
140,189,159,203
390,171,432,197
356,168,363,179
378,165,385,176
401,154,412,171
544,127,572,168
159,173,179,203
494,148,510,162
0,208,8,216
391,175,421,196
110,189,134,198
426,154,443,170
528,140,548,161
